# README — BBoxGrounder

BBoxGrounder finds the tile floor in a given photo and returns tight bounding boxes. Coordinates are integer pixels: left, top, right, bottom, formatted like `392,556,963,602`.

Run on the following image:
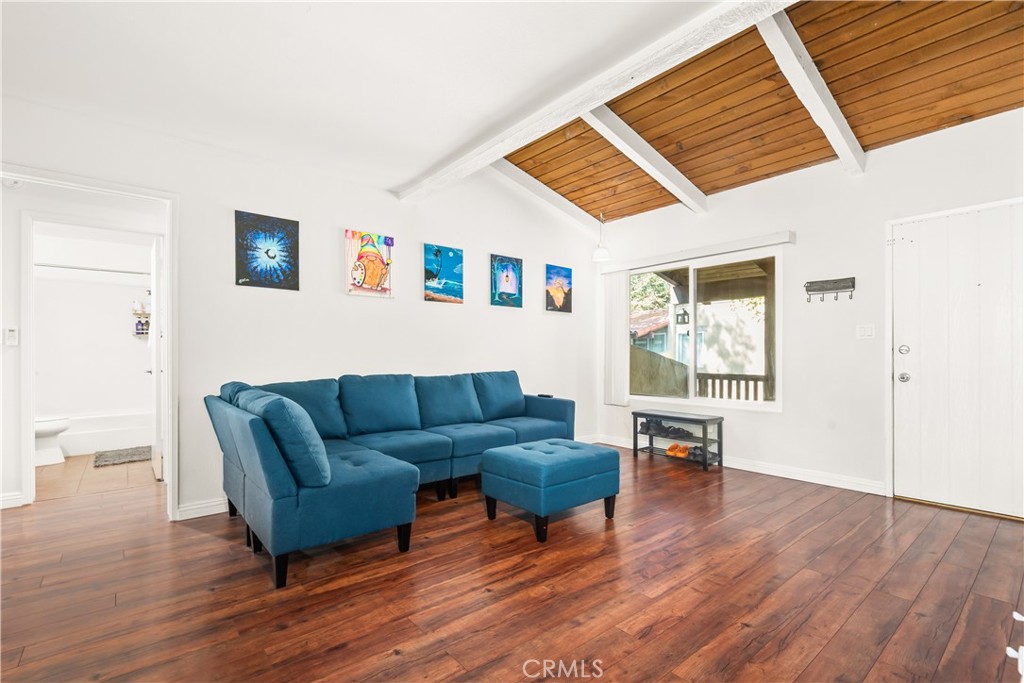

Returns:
35,453,155,501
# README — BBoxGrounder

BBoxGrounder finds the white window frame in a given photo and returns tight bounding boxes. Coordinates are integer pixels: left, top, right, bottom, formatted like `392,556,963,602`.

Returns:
628,245,784,413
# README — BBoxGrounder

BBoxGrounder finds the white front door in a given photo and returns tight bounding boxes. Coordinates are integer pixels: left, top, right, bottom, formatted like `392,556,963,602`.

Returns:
892,200,1023,518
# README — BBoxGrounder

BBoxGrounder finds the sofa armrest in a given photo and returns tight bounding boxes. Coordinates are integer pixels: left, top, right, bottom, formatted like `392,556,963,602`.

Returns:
524,394,575,439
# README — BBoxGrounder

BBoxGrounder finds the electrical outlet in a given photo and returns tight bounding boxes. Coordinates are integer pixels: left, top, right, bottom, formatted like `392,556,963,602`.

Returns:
4,328,19,346
855,324,875,339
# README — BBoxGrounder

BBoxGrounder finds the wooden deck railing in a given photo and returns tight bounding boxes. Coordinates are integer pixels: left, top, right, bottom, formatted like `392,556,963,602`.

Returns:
697,373,767,401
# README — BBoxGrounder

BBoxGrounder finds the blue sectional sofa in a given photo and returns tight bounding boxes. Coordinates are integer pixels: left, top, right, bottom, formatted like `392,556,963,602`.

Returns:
205,370,574,587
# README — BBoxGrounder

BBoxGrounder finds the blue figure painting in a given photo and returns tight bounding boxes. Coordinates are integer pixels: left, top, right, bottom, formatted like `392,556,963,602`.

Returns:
545,264,572,313
235,210,299,290
490,254,523,308
424,243,464,303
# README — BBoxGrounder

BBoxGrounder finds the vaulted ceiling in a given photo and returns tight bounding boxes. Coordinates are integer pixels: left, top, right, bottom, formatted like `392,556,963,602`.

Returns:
506,1,1024,222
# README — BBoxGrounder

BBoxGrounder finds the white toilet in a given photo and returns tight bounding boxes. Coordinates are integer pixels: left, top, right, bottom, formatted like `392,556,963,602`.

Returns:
35,416,72,466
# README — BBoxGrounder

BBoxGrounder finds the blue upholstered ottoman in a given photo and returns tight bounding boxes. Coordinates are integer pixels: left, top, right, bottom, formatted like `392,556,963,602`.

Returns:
481,439,620,542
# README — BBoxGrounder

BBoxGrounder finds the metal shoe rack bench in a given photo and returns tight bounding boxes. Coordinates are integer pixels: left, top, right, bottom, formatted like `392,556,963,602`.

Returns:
631,409,723,471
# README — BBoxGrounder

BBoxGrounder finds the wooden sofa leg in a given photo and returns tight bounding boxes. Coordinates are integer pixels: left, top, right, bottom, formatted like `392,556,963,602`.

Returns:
534,515,549,543
604,495,616,519
397,523,412,553
485,496,497,520
228,500,238,517
272,553,288,589
245,524,252,548
435,480,447,501
251,533,263,554
448,478,458,499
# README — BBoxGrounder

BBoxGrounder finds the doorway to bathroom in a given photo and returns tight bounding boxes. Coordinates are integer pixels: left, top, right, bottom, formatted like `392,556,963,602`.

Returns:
7,166,178,519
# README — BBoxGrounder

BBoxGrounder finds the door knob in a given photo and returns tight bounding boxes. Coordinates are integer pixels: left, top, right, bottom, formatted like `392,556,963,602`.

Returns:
897,372,911,383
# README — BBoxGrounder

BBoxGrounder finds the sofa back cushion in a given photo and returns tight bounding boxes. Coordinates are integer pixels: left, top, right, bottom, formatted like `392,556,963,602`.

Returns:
220,381,252,405
257,378,348,439
472,371,526,421
235,388,331,487
415,374,484,428
339,374,421,435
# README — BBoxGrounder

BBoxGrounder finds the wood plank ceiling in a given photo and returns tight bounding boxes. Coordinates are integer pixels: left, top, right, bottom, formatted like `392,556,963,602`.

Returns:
506,1,1024,222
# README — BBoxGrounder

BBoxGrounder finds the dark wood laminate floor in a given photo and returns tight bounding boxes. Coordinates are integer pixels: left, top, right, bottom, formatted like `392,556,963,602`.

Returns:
2,447,1021,682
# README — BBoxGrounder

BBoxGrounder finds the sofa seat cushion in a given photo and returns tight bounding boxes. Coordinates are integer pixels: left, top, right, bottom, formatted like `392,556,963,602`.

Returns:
473,371,526,421
258,378,348,439
415,374,484,427
235,388,331,488
424,423,516,458
487,416,568,443
322,438,370,457
340,374,421,435
292,450,419,551
348,430,452,464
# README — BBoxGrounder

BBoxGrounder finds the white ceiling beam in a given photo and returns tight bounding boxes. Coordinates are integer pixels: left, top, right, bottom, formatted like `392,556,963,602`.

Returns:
756,11,866,174
395,0,797,201
582,105,707,214
490,158,600,231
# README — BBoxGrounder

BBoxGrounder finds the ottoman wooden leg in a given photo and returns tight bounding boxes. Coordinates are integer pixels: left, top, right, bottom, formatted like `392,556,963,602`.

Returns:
485,496,497,520
245,524,252,548
448,478,458,499
604,495,616,519
228,500,238,517
435,480,447,501
534,515,549,543
251,533,263,554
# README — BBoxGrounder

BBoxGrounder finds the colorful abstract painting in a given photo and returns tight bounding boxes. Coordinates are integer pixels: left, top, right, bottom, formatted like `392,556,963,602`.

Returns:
346,230,394,297
424,243,463,304
490,254,523,308
545,264,573,313
235,210,299,290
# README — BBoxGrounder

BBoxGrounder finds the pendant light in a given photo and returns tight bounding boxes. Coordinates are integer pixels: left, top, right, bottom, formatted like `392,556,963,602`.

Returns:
592,213,610,262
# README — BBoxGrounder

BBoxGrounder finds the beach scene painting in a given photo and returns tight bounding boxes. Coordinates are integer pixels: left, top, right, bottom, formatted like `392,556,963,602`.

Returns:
423,243,464,304
545,264,572,313
490,254,523,308
346,230,393,297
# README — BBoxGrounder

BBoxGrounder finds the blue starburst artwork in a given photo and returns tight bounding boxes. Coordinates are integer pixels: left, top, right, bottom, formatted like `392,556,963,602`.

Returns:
235,210,299,290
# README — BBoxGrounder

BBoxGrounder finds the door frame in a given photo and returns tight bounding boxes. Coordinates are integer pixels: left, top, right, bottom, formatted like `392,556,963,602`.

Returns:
885,196,1024,499
8,163,181,520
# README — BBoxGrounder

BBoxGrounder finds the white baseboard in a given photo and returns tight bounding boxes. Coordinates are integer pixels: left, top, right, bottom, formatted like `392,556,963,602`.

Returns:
725,456,887,496
579,434,886,496
175,496,228,521
1,492,24,509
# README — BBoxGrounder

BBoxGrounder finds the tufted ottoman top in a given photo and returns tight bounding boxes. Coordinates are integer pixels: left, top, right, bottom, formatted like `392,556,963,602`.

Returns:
482,439,619,488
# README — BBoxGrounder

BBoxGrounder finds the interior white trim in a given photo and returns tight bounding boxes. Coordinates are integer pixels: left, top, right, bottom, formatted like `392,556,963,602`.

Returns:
0,492,25,510
7,163,181,521
176,497,228,521
600,230,795,274
581,105,708,213
394,0,797,201
756,11,865,174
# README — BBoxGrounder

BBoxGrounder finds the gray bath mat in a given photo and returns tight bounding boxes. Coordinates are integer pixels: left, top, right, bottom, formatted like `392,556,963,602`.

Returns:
93,446,152,467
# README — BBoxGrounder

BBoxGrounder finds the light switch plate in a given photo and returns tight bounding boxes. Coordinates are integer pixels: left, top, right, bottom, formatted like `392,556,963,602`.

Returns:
855,324,875,339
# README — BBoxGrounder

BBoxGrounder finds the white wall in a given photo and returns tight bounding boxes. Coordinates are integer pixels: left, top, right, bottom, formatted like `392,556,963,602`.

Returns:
596,109,1024,494
34,270,153,453
1,96,600,515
